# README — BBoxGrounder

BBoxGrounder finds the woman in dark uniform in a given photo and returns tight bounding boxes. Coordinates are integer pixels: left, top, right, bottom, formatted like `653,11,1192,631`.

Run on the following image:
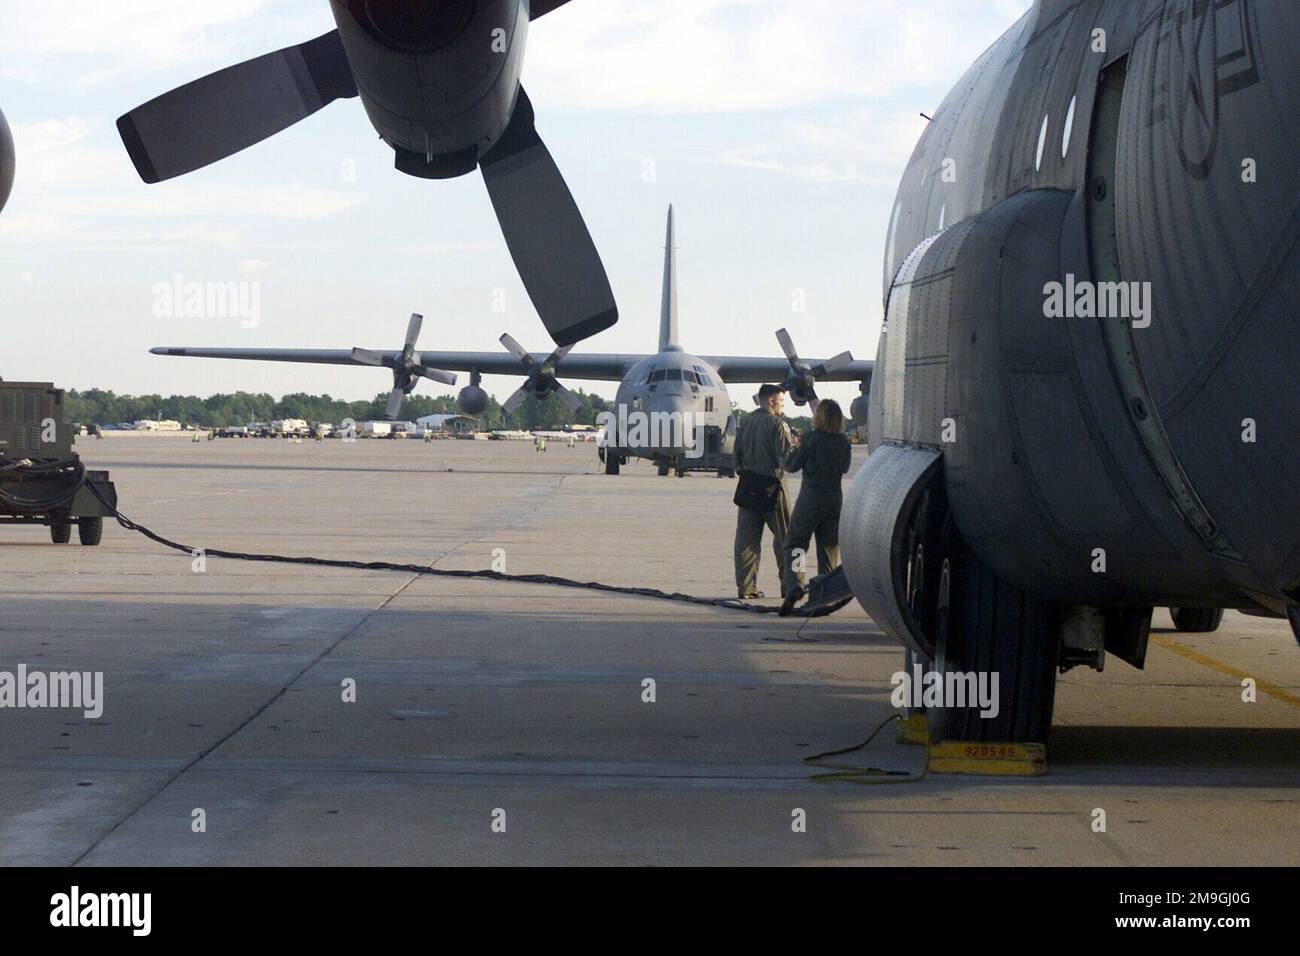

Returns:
780,399,853,605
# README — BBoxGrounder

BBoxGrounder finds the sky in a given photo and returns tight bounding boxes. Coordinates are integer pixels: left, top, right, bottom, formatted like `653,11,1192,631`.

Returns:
0,0,1032,411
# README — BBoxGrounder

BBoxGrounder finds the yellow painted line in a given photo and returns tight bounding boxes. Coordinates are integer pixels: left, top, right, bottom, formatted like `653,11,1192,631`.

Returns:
1150,634,1300,708
926,741,1047,776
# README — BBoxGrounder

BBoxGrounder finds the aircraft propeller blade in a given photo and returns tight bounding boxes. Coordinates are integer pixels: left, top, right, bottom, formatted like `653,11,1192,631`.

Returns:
811,351,854,377
352,348,385,367
480,87,618,347
775,328,801,370
117,31,357,184
553,382,584,414
385,387,406,420
412,365,457,387
541,345,573,374
499,332,533,366
502,384,532,415
401,312,423,361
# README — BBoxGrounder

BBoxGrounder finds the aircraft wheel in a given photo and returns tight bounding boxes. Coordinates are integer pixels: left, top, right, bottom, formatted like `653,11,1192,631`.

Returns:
1169,607,1223,633
78,517,103,546
925,542,1061,745
50,520,71,544
605,453,620,476
657,462,670,477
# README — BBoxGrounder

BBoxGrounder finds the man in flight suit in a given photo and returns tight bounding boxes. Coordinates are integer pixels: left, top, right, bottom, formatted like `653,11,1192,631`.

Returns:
734,384,798,599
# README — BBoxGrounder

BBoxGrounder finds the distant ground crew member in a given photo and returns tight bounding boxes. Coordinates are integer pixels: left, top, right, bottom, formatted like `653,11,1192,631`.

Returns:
568,435,576,449
535,436,546,452
733,384,796,600
781,399,852,610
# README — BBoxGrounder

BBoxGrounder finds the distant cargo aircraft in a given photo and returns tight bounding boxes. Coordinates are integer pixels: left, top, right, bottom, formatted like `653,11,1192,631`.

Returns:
116,0,614,348
840,0,1300,744
151,206,873,477
0,106,14,215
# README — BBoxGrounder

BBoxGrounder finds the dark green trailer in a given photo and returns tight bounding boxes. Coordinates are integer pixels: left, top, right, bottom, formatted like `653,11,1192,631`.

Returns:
0,381,116,545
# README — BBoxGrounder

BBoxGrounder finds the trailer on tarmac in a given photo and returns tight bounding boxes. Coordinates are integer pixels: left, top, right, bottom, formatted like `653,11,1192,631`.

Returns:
0,381,117,545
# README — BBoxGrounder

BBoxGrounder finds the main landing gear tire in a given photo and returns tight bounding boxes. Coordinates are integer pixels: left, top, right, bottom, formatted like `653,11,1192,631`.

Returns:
657,461,670,477
78,517,103,546
50,520,71,544
605,453,620,476
926,545,1061,745
903,479,1061,745
1169,606,1224,633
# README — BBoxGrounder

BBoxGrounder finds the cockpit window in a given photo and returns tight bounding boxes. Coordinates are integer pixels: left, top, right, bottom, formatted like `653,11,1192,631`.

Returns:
650,369,666,382
666,369,683,381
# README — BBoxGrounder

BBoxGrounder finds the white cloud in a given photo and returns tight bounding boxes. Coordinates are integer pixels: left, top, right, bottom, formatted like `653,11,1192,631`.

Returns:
528,0,1034,113
709,107,930,184
0,0,280,86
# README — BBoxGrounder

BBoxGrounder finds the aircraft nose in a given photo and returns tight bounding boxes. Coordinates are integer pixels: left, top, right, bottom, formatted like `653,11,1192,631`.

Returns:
643,394,694,417
639,394,700,455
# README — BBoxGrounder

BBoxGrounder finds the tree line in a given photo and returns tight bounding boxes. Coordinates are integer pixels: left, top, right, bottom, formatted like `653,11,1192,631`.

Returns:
62,388,821,433
62,387,616,431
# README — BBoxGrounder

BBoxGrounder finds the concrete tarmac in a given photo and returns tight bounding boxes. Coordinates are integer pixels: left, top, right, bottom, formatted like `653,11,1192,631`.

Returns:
1,435,1296,866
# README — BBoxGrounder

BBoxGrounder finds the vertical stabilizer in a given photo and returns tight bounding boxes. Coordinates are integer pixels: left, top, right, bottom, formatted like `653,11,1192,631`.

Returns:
659,205,680,351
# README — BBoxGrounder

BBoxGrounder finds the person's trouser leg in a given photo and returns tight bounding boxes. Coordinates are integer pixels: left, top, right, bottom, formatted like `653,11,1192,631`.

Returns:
769,486,798,598
815,508,841,575
784,493,817,596
734,506,765,595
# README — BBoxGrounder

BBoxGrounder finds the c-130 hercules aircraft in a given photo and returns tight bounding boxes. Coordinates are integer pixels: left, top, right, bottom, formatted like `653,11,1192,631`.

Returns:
841,0,1300,744
151,206,874,477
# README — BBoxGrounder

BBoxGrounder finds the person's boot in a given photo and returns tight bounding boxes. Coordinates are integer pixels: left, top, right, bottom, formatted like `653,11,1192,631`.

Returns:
779,586,806,617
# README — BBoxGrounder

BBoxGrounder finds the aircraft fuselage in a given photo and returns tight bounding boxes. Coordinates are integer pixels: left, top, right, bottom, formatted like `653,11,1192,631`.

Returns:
868,0,1300,613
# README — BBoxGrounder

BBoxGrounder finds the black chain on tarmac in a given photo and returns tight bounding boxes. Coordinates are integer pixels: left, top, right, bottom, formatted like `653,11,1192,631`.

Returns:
86,484,850,618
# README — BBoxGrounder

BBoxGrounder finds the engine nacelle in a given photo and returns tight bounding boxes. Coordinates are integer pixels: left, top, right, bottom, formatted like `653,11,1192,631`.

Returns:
457,384,489,416
850,394,870,424
330,0,528,176
0,107,14,215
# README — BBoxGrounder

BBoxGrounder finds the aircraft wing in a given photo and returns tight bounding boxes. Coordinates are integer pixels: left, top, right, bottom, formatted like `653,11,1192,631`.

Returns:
704,356,874,384
150,346,644,383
